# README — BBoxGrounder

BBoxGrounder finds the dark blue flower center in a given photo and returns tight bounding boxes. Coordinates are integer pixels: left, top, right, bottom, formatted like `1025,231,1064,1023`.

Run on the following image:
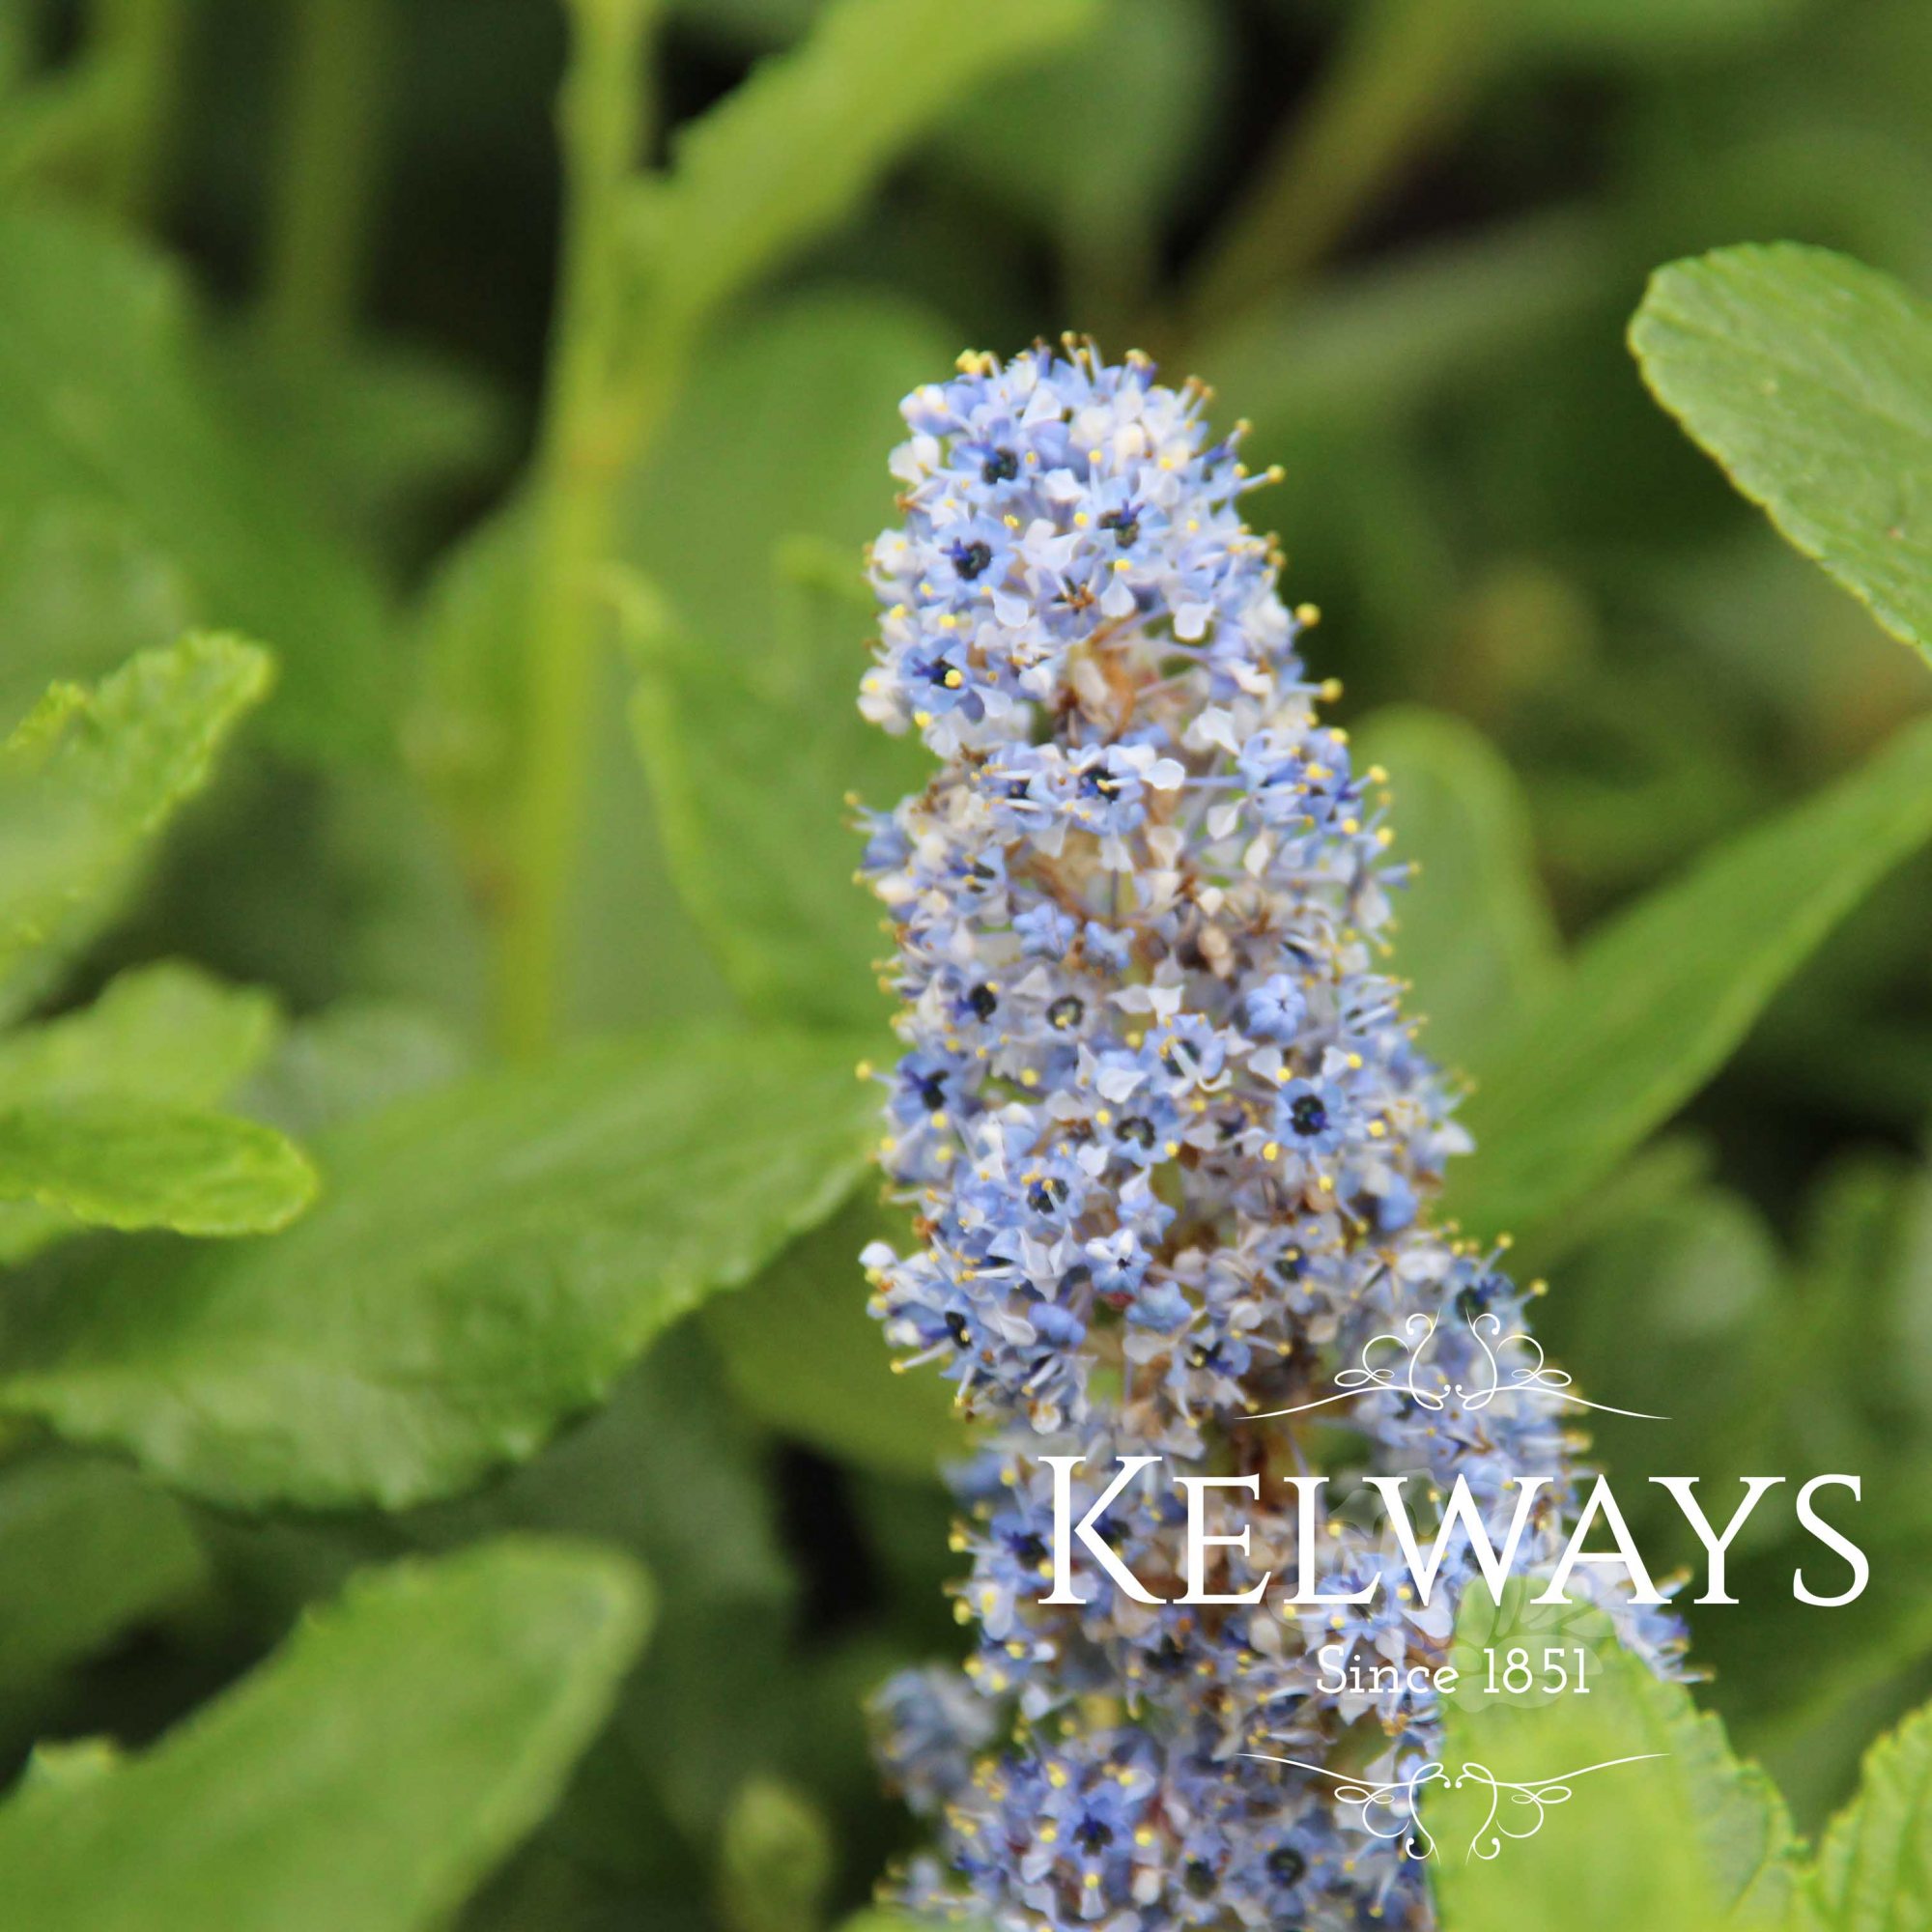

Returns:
1266,1847,1307,1888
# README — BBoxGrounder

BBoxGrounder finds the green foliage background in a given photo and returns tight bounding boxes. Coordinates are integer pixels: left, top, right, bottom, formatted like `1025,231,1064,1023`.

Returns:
0,0,1929,1925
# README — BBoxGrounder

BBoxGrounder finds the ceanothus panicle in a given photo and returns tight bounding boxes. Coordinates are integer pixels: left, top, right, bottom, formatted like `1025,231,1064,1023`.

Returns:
855,342,1685,1930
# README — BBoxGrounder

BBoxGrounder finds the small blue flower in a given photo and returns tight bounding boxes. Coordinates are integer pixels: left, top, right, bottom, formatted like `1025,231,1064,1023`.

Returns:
1239,972,1306,1044
1013,901,1079,957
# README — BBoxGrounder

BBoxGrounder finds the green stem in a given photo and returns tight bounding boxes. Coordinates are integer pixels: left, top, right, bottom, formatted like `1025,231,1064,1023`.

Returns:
497,0,660,1058
91,0,188,224
1183,0,1497,335
262,0,392,354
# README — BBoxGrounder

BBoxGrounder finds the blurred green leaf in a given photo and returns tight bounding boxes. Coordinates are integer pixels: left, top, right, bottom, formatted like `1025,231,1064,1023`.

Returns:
1449,713,1932,1239
625,562,923,1033
0,962,283,1263
416,294,951,1037
1207,212,1616,450
0,1453,206,1694
0,210,391,759
936,0,1224,286
242,1002,473,1139
408,499,738,1037
1507,0,1804,58
1631,243,1932,665
0,1538,649,1932
1702,1159,1932,1765
1536,1183,1781,1544
0,1028,875,1509
0,1096,316,1238
592,289,955,1036
1807,1696,1932,1926
1430,1591,1798,1930
0,502,195,724
408,501,528,858
211,332,512,569
632,0,1098,348
704,1194,966,1478
22,1739,125,1797
0,962,276,1108
616,290,952,668
1714,1500,1932,1785
717,1776,835,1932
0,634,273,1023
406,1321,798,1848
1355,706,1560,1074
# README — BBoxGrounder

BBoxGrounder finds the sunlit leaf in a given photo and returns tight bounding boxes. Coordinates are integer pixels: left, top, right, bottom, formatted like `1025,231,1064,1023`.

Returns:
0,1539,649,1932
0,962,283,1263
0,1028,874,1509
1632,243,1932,664
0,635,273,1022
0,1097,315,1239
1807,1695,1932,1927
1429,1590,1799,1931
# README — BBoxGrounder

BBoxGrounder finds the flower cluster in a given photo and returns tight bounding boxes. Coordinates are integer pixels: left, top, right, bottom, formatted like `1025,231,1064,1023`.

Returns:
857,344,1682,1930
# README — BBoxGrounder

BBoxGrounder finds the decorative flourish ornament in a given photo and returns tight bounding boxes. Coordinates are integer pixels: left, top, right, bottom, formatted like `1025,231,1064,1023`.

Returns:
1239,1753,1669,1866
1249,1307,1669,1422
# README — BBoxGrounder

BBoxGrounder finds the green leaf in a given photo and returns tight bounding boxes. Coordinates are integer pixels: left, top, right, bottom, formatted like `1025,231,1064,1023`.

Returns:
1355,706,1561,1074
1631,243,1932,664
1204,213,1614,448
1531,1185,1782,1554
1428,1590,1799,1931
210,331,512,567
409,1322,803,1846
1448,713,1932,1240
0,1538,649,1932
704,1194,967,1478
0,633,273,1022
936,0,1225,261
241,1002,473,1139
635,0,1098,346
626,566,923,1032
596,291,951,1033
0,1028,875,1509
0,210,391,758
1507,0,1804,58
0,1097,317,1237
0,501,195,725
615,290,954,672
1807,1697,1932,1927
0,1453,207,1696
716,1776,836,1932
0,962,284,1263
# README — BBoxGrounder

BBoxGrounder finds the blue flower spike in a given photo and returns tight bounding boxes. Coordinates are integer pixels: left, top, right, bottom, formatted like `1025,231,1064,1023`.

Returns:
857,341,1685,1930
